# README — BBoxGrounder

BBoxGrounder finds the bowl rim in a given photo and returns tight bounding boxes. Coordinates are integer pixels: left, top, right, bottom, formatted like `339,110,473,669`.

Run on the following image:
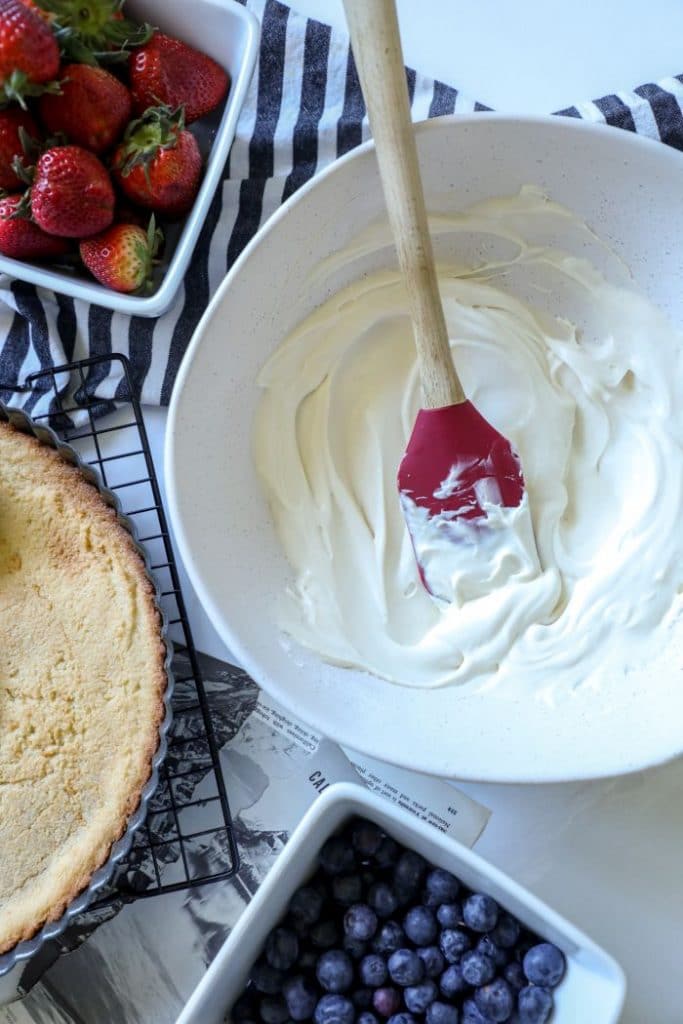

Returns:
176,781,627,1024
0,0,260,318
166,112,683,783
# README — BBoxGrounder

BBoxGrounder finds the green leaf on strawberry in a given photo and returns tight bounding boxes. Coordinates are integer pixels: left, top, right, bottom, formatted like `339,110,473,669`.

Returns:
34,0,153,66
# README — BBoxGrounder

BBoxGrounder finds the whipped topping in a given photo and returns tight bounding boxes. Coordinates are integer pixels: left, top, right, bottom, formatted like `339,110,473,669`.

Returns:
253,188,683,694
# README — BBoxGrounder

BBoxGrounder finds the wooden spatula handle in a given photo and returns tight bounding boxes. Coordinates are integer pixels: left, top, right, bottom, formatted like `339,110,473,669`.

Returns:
343,0,465,409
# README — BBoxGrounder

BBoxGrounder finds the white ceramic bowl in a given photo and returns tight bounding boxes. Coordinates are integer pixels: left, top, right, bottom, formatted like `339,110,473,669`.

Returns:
0,0,258,317
166,114,683,781
176,782,625,1024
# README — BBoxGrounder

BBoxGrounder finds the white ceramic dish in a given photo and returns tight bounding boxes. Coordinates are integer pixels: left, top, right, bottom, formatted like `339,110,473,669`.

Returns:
176,782,626,1024
0,0,258,317
166,113,683,782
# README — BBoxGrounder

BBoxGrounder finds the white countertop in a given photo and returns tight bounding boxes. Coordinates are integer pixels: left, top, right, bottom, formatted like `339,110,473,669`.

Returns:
143,5,683,1022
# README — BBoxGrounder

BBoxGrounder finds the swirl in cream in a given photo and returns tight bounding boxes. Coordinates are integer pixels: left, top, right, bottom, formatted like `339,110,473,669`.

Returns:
253,189,683,692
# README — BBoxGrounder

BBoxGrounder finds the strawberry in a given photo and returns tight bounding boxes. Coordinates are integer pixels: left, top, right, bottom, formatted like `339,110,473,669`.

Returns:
29,144,115,237
33,0,151,66
112,105,201,217
129,33,229,124
39,64,131,153
0,107,39,189
0,193,69,260
0,0,60,107
79,215,161,292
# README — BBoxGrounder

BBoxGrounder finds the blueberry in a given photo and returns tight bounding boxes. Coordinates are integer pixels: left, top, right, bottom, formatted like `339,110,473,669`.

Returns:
289,886,325,930
375,838,400,870
522,943,566,988
518,985,553,1024
393,851,427,894
351,819,384,858
462,894,499,934
345,904,378,942
333,874,364,906
373,922,407,955
320,836,356,876
403,907,437,946
404,980,438,1014
424,869,460,904
312,919,340,950
417,946,445,979
259,997,289,1024
316,950,354,993
369,883,399,919
283,976,318,1022
342,934,368,960
314,994,355,1024
298,949,319,972
360,953,389,987
439,928,471,963
252,961,285,994
460,951,495,987
436,902,462,929
490,913,520,950
387,1015,417,1024
439,964,467,999
353,988,374,1010
232,992,257,1021
266,928,299,971
388,949,424,987
474,979,514,1022
503,961,526,992
426,1001,459,1024
372,987,401,1018
476,936,508,969
460,998,491,1024
358,1014,380,1024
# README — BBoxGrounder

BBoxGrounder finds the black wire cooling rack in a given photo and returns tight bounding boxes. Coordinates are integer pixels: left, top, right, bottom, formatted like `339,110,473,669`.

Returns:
2,352,240,904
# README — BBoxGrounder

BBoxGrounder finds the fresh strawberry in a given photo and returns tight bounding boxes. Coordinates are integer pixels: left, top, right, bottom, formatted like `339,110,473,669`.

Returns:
79,215,161,292
39,63,131,153
33,0,151,66
0,192,69,259
28,144,115,237
112,105,201,217
0,0,60,107
19,0,54,22
129,32,229,124
0,107,39,189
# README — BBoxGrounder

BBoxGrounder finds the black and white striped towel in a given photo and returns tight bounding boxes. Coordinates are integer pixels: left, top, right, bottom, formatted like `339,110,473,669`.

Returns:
2,0,683,419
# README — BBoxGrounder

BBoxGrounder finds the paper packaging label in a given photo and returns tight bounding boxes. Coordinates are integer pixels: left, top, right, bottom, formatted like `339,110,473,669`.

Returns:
253,691,490,847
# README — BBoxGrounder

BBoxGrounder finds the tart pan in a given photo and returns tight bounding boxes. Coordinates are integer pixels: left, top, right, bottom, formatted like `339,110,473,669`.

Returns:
0,402,174,1001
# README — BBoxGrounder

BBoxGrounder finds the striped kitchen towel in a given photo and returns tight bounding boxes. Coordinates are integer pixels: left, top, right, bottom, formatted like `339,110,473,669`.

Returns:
2,0,683,419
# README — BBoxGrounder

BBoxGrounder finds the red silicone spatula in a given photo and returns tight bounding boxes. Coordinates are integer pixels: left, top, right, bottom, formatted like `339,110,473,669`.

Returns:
343,0,525,596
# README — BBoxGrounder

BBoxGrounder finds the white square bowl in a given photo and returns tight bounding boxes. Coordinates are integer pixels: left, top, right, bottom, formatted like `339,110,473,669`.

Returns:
0,0,259,317
176,782,626,1024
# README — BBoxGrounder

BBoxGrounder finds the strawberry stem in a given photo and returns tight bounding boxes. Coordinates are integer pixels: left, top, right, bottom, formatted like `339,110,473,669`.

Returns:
35,0,153,66
0,71,61,110
114,104,186,178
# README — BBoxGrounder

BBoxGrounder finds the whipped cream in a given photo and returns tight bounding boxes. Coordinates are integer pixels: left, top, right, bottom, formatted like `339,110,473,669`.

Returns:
253,189,683,693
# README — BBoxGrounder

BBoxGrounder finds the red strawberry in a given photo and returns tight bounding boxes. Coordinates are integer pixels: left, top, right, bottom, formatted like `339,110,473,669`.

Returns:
29,0,152,66
129,33,229,124
112,105,201,217
30,144,115,237
39,64,131,154
0,193,69,260
0,0,60,107
0,107,39,190
80,215,161,293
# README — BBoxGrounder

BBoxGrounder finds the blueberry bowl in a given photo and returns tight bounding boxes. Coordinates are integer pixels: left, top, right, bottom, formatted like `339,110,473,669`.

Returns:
176,783,625,1024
